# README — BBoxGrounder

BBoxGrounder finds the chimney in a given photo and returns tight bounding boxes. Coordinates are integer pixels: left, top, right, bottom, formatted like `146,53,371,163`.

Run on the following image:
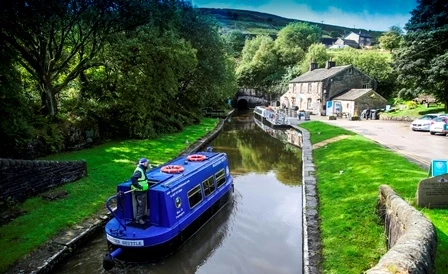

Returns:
325,57,336,69
309,58,318,71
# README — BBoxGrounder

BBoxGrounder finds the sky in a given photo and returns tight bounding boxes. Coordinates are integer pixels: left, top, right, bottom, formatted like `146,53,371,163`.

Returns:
190,0,418,31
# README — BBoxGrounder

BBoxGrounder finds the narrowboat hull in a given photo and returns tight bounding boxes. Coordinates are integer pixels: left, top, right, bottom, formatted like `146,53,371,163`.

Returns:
105,188,233,263
253,106,295,129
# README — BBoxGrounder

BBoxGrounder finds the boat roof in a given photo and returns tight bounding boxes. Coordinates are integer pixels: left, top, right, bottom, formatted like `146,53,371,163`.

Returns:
143,151,227,191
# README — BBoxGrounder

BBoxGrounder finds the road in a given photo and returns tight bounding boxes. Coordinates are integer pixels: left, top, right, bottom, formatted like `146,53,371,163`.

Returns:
309,115,448,170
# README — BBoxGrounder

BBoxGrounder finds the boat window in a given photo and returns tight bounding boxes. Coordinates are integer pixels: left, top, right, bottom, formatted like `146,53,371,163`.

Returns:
202,176,216,197
188,184,203,209
216,169,226,188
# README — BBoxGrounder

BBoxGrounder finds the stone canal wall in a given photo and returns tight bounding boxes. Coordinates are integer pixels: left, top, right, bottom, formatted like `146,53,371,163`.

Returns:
293,125,323,274
0,159,87,205
6,113,233,274
366,185,437,274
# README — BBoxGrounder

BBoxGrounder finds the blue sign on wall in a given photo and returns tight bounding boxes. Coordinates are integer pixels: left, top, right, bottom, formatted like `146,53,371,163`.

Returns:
430,159,448,177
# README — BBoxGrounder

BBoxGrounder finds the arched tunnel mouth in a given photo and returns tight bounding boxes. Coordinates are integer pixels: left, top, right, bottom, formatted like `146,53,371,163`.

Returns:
237,99,249,110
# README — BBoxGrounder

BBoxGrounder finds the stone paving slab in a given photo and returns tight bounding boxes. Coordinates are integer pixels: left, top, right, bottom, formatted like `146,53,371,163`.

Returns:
312,135,351,149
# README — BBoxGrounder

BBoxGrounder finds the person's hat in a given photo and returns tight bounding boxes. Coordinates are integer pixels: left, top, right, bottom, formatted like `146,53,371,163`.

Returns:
139,158,148,164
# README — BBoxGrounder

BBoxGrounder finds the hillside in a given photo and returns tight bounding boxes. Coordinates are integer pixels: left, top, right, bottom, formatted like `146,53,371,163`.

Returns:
199,8,384,41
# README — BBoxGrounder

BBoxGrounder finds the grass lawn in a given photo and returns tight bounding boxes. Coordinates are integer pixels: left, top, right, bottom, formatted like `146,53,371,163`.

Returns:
300,121,448,274
0,118,218,273
382,104,446,118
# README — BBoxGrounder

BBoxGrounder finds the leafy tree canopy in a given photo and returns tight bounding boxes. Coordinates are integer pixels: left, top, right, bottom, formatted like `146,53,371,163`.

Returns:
299,43,329,74
393,0,448,109
274,22,322,67
0,0,155,117
379,26,403,52
236,35,281,94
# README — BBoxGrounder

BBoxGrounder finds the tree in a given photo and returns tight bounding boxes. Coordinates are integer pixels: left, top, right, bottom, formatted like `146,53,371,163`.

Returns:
176,2,237,110
0,0,152,117
0,45,34,157
274,22,322,67
236,35,280,94
91,25,198,138
223,30,246,58
378,26,403,52
393,0,448,110
298,43,329,74
333,48,395,98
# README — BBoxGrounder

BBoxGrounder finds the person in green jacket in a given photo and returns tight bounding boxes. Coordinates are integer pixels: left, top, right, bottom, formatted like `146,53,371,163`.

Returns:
130,158,150,224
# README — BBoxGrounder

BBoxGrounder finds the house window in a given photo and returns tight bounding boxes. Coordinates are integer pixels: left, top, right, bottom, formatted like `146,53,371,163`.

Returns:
347,103,349,108
362,84,368,88
348,68,353,74
300,83,304,94
187,184,203,209
202,176,215,197
216,169,226,188
307,98,312,109
308,83,312,94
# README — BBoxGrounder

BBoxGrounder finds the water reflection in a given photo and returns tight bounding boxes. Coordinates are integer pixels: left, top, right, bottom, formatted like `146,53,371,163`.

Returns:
214,112,302,187
254,117,303,149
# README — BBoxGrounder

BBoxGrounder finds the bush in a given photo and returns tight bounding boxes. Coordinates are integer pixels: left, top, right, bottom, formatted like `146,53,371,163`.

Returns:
405,100,418,109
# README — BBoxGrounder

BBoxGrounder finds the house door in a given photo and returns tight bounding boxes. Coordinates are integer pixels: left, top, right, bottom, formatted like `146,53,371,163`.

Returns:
313,102,319,114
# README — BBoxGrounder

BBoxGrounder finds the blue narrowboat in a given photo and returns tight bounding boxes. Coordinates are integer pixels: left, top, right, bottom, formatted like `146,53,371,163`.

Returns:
102,150,234,270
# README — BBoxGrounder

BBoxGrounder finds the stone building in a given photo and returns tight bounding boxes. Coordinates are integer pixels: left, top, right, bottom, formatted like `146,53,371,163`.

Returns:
281,60,377,115
333,38,360,49
332,31,374,48
344,31,373,47
332,89,388,117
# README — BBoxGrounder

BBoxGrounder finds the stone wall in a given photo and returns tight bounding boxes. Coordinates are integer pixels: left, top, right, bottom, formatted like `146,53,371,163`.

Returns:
380,115,415,122
366,185,437,274
293,125,323,274
0,158,87,204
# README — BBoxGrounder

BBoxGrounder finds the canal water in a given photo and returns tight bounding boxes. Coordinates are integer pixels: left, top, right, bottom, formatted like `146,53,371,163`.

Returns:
52,111,303,274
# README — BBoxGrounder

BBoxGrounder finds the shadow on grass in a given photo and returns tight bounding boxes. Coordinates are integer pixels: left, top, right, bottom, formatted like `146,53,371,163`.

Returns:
418,107,445,115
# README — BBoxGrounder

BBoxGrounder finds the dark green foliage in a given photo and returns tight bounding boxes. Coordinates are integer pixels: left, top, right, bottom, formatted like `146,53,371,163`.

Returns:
177,2,237,110
378,26,403,51
0,46,34,158
0,1,237,158
223,30,246,58
393,0,448,110
0,0,155,117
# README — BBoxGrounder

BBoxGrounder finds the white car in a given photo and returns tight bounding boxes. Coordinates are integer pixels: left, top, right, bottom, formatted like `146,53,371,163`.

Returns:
410,114,441,131
429,116,448,135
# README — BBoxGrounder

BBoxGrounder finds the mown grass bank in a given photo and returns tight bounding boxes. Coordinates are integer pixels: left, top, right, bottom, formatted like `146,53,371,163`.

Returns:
0,118,218,273
382,104,445,119
299,121,448,273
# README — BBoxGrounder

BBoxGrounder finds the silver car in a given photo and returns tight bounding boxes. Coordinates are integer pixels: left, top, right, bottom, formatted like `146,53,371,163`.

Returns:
410,114,441,131
429,116,448,135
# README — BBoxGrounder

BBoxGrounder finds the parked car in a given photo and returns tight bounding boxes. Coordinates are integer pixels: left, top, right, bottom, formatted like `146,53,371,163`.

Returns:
410,114,442,131
429,116,448,135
